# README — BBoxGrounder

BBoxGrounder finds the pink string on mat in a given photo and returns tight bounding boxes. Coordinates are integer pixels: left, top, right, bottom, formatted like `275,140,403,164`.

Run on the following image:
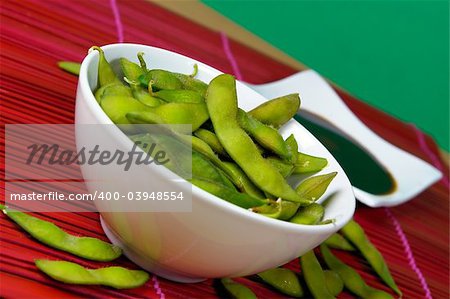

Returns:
385,208,433,299
152,275,166,299
410,124,449,188
109,0,124,43
220,32,243,81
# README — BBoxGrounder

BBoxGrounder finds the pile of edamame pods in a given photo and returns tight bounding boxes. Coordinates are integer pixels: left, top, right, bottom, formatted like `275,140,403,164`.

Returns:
1,50,401,297
92,46,337,224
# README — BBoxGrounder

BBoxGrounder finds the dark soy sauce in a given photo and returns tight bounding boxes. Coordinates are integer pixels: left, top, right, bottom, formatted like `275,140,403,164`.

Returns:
295,113,396,195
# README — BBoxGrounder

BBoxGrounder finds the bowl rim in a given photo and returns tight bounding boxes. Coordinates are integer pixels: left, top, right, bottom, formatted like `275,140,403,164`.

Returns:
77,43,355,234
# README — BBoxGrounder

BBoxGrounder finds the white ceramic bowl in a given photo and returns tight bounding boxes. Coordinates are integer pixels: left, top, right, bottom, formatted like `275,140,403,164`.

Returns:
75,43,355,282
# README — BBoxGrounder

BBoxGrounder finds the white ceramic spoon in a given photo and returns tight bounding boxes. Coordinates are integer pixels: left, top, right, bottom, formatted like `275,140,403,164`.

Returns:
247,70,442,207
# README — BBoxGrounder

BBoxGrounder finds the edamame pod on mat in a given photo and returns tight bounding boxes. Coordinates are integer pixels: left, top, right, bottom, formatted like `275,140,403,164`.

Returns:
320,244,394,299
300,250,335,299
57,61,81,75
220,278,257,299
341,220,401,296
206,74,306,204
35,260,148,289
324,270,344,296
323,233,355,251
90,46,122,87
249,93,300,128
257,268,303,297
0,205,121,261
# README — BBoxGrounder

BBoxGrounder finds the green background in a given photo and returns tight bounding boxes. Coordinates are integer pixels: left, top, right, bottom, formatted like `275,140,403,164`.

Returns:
203,0,449,150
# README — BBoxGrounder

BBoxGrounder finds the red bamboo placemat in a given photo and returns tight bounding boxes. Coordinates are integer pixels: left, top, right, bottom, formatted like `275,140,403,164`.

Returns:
0,0,448,298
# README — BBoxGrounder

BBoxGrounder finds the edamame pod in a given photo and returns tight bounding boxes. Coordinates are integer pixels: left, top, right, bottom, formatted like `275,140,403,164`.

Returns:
173,71,208,97
266,157,294,178
120,58,145,81
101,96,151,124
220,278,257,299
35,260,149,289
285,134,299,163
237,109,291,160
154,89,204,103
290,203,324,225
278,200,300,220
300,250,335,299
190,178,266,209
320,244,394,299
323,233,355,251
221,162,265,199
90,46,122,87
257,268,303,297
124,78,162,107
206,74,305,204
249,93,300,128
251,199,282,218
94,83,132,103
127,102,209,132
139,69,183,90
0,205,121,261
296,172,337,202
324,270,344,296
194,128,228,157
293,152,328,174
57,61,81,75
341,220,401,296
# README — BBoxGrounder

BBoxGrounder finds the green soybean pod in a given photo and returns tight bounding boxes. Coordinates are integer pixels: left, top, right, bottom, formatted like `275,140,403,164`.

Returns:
341,220,401,296
323,233,355,251
285,134,299,164
127,102,209,132
139,69,183,90
57,61,81,75
154,89,204,104
296,172,337,202
293,152,328,174
251,199,282,219
324,270,344,296
257,268,303,297
94,83,132,104
290,203,324,225
90,46,122,87
266,157,294,178
191,178,266,209
35,260,148,289
120,57,145,81
101,96,151,124
221,162,265,199
249,93,300,128
278,200,300,220
300,250,335,299
173,71,208,97
220,278,257,299
194,128,229,157
237,109,291,161
206,74,306,204
320,244,394,299
0,205,121,261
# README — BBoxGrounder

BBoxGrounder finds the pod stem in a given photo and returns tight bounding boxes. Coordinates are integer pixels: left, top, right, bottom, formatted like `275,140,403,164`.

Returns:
190,64,199,78
137,52,147,71
147,80,155,95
